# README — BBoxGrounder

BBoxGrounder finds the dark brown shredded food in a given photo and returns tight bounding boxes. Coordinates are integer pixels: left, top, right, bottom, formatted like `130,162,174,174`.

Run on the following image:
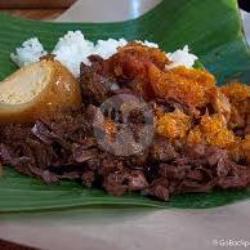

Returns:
0,43,250,201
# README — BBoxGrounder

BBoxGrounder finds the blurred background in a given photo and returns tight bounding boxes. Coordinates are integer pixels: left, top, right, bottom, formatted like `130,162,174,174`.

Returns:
239,0,250,12
0,0,76,20
0,0,249,43
0,0,249,21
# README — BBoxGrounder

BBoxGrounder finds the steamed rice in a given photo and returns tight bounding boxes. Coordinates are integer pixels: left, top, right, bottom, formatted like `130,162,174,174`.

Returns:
135,40,159,48
166,45,198,69
10,30,198,78
94,38,128,60
52,31,95,77
10,38,47,67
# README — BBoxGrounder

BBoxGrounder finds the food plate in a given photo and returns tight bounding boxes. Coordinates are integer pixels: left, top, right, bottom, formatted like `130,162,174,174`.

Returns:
0,0,250,212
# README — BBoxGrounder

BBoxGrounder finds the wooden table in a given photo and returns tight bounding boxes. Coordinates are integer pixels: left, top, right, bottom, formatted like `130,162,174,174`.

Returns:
0,238,36,250
1,9,64,20
0,0,76,20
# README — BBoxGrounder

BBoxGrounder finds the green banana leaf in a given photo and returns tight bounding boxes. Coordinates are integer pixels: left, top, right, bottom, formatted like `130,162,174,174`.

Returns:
0,0,250,212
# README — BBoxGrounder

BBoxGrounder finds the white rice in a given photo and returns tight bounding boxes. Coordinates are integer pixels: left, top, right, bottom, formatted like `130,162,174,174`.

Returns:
10,38,47,67
166,45,198,69
52,31,95,77
94,38,128,60
135,40,159,48
10,31,198,78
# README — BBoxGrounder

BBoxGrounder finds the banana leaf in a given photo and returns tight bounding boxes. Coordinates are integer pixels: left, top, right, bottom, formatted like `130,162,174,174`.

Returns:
0,0,250,212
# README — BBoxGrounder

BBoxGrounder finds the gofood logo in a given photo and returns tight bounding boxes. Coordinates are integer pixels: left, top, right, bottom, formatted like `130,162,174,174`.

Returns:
93,94,154,156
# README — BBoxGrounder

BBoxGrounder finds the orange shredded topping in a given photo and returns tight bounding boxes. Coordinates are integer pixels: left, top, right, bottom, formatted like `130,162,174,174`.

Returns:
156,110,191,140
148,65,215,108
